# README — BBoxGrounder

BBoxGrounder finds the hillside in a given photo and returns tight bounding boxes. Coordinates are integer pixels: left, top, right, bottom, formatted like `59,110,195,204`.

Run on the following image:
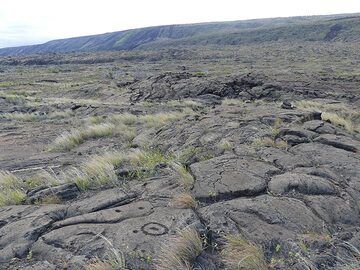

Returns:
0,13,359,56
0,39,359,269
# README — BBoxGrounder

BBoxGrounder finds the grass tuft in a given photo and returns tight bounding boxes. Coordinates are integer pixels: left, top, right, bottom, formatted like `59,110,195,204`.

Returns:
65,149,170,190
0,171,26,207
295,100,359,133
218,139,234,151
322,112,355,133
170,193,198,209
128,149,171,178
50,129,84,151
156,227,203,270
171,162,195,190
222,99,245,106
87,234,128,270
221,234,268,270
68,151,125,190
49,123,135,151
0,112,40,122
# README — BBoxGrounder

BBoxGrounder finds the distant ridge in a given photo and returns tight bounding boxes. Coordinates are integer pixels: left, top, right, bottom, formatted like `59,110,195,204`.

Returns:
0,13,359,56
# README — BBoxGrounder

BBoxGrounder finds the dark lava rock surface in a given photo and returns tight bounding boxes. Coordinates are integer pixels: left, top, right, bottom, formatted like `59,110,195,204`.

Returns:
0,71,359,270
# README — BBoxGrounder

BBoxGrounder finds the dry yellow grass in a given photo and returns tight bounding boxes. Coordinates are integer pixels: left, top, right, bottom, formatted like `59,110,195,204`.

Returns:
295,100,359,133
68,151,125,190
221,234,268,270
222,99,245,106
170,193,198,209
49,123,135,151
156,227,203,270
218,139,234,151
322,112,356,133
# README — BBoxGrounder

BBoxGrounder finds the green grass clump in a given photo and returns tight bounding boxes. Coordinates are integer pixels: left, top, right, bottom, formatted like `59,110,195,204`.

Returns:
128,149,172,178
0,93,27,104
221,234,268,270
67,149,170,190
0,171,26,207
85,123,116,138
171,162,195,190
0,110,74,122
108,110,195,129
177,146,200,164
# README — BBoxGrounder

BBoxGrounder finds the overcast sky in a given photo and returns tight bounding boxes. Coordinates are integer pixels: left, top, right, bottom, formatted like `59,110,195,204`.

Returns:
0,0,359,48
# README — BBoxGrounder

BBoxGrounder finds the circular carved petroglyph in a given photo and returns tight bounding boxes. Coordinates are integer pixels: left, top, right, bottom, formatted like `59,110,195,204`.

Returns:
141,222,168,236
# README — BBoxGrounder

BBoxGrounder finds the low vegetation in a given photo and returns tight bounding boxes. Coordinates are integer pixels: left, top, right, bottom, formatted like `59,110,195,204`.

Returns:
156,227,203,270
0,112,40,122
171,162,195,190
108,109,195,128
252,137,288,149
70,151,125,190
221,234,268,270
87,234,128,270
0,148,172,205
69,148,171,190
0,171,26,207
170,193,198,209
222,99,245,106
296,100,359,133
50,110,194,151
0,110,74,122
218,138,234,151
49,123,136,151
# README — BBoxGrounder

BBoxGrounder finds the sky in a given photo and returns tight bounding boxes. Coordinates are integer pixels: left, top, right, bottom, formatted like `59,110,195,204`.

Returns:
0,0,359,48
